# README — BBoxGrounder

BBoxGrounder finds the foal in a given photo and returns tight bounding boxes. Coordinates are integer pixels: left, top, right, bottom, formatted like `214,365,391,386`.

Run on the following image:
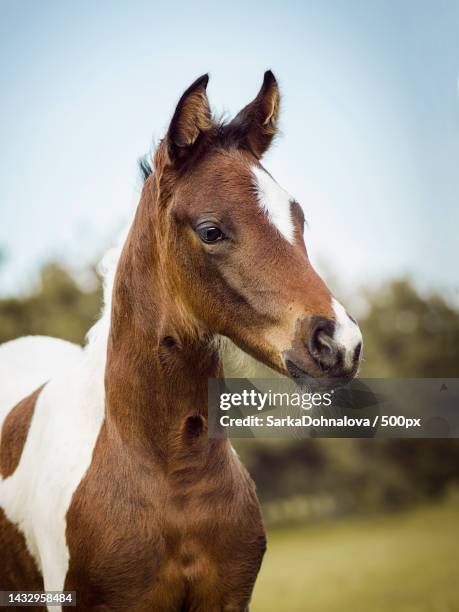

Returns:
0,71,362,610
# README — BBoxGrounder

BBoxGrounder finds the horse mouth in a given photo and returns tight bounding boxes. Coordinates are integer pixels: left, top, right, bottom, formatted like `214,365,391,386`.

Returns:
285,359,315,383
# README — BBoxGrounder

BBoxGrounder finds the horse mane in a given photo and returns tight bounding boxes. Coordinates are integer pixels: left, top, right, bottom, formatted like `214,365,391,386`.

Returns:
138,155,153,182
88,149,157,353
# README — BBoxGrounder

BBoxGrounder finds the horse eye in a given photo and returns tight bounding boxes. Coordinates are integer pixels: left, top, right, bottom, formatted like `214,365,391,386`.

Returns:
197,226,224,243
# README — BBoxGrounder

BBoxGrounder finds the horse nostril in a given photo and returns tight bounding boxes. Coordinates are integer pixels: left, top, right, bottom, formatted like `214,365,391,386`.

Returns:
311,330,331,356
303,316,361,378
308,317,337,369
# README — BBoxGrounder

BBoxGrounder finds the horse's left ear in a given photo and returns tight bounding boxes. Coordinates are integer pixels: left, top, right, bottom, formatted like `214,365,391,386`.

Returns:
228,70,280,158
166,74,213,163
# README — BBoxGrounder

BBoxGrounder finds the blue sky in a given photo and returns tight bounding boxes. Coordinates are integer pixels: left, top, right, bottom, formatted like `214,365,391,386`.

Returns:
0,0,458,303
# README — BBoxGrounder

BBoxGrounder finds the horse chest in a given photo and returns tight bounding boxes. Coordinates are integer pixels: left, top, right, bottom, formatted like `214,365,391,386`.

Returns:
65,447,265,610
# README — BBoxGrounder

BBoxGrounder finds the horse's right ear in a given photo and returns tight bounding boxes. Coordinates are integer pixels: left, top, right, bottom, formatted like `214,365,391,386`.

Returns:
166,74,213,163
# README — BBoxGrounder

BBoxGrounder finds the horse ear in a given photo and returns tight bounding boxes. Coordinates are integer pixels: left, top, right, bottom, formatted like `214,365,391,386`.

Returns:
166,74,213,163
228,70,280,158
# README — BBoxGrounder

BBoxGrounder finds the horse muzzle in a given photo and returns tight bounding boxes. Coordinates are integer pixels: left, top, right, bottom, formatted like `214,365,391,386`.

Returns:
284,311,363,381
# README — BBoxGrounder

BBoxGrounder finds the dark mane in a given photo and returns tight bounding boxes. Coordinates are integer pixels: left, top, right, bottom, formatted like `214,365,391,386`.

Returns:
138,155,153,182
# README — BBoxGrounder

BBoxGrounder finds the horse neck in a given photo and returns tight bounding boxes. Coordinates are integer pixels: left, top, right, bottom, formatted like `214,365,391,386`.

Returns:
104,191,222,460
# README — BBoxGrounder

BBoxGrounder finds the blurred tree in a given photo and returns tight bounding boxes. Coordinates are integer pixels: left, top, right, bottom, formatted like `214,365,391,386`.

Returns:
0,263,101,345
359,279,459,377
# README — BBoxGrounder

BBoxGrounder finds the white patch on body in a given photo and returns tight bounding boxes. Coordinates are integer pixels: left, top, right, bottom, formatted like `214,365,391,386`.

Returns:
332,298,362,368
0,346,105,594
0,336,82,424
252,165,295,243
0,230,129,608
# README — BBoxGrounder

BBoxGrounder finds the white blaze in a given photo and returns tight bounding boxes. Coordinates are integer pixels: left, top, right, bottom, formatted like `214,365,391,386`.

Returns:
252,165,295,243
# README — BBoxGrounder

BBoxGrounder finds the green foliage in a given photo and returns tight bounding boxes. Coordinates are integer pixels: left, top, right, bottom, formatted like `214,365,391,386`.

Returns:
236,437,459,515
0,263,102,345
359,279,459,377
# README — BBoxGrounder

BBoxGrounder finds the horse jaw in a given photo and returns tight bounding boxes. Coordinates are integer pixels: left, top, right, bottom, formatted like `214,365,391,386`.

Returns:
218,336,285,381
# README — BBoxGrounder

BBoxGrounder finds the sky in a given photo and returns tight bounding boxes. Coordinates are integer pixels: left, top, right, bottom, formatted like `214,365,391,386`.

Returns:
0,0,458,304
